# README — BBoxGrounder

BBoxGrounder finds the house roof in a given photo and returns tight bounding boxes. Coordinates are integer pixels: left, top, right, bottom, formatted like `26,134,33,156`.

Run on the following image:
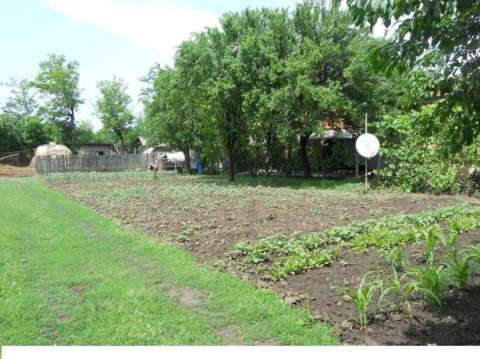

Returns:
79,143,115,148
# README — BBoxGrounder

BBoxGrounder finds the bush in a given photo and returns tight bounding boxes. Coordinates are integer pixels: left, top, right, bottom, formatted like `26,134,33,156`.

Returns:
374,112,460,194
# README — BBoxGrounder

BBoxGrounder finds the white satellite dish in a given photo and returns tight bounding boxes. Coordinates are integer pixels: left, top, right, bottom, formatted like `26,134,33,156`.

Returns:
356,133,380,159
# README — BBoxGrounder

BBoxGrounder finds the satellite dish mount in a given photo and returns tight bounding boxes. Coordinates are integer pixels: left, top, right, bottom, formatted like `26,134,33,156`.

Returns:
356,114,380,191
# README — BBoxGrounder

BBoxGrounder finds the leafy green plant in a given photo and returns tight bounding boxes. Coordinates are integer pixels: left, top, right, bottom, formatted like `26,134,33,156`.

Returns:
352,230,391,253
448,215,479,234
445,252,472,290
345,273,381,328
269,250,336,281
409,265,446,308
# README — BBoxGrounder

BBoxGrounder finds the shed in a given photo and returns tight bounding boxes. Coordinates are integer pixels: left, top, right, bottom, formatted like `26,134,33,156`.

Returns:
79,143,116,156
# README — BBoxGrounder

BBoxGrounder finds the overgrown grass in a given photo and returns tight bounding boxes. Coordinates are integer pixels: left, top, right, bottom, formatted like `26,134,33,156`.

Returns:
0,178,337,345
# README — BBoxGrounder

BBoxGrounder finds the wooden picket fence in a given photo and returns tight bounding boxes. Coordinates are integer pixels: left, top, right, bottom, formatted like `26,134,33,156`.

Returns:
35,154,165,174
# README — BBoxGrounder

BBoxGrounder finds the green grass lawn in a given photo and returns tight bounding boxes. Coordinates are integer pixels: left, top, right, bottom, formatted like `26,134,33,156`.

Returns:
0,178,337,345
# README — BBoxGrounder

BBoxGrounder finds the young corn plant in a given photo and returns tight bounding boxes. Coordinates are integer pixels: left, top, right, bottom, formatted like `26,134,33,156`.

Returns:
379,267,416,317
442,232,459,255
383,247,407,272
417,226,442,266
445,251,472,290
465,245,480,264
409,265,446,309
345,273,381,328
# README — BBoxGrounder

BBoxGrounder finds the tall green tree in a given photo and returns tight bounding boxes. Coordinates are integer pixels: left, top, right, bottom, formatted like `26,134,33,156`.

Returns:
0,78,50,152
32,54,83,149
239,8,294,175
22,118,49,149
2,79,38,126
343,0,480,150
96,78,134,152
283,3,353,177
204,24,249,181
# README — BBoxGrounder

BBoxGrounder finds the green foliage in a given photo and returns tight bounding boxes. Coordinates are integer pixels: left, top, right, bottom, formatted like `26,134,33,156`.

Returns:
22,117,49,149
0,79,53,152
140,2,399,180
345,273,381,328
352,227,417,253
32,54,83,148
343,0,480,152
375,112,460,194
0,114,23,152
448,215,479,234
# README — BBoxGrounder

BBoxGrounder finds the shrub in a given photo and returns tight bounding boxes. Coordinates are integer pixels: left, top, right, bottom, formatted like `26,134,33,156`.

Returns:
375,113,460,194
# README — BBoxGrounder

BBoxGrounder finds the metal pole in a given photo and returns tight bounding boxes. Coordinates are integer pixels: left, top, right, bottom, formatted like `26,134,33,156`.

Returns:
365,113,368,191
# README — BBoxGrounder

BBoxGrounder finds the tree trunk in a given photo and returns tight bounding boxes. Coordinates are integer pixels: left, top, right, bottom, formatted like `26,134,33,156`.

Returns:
116,131,126,153
266,128,273,177
299,134,312,178
284,143,292,176
183,146,191,174
227,145,235,182
68,109,76,149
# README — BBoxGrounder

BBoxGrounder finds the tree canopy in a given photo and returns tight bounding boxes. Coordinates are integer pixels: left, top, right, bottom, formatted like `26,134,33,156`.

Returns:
142,1,398,180
96,78,134,151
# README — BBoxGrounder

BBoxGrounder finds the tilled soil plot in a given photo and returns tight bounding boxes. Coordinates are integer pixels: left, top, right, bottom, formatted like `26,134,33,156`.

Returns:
51,175,464,263
266,229,480,345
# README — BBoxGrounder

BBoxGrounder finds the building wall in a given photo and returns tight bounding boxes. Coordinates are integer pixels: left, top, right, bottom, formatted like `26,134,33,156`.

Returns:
79,145,115,156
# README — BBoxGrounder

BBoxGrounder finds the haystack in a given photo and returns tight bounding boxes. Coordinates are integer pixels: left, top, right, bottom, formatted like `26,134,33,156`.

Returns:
35,142,71,157
30,142,72,167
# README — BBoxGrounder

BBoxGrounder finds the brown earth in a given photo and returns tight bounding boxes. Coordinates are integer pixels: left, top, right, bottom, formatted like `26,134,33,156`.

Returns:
265,229,480,345
50,176,468,263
